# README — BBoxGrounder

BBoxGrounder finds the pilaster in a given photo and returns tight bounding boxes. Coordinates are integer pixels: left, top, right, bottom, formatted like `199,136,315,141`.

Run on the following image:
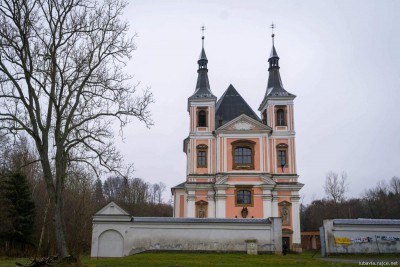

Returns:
291,195,301,245
272,192,279,217
186,192,196,218
262,195,273,218
207,192,216,218
214,185,228,218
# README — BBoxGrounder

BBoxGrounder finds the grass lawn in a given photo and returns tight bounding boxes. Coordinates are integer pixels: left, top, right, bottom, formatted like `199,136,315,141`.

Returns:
82,251,360,267
2,251,399,267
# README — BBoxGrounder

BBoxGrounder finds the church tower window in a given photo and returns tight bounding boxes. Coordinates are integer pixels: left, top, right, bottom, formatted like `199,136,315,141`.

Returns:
278,150,286,165
232,140,255,170
276,107,286,126
276,143,288,171
196,144,208,168
198,110,207,127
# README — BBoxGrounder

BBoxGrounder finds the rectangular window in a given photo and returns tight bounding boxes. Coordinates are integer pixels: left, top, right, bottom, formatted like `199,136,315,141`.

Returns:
198,110,207,127
232,140,255,170
278,150,286,166
235,187,254,207
234,147,252,164
236,190,251,204
197,151,206,167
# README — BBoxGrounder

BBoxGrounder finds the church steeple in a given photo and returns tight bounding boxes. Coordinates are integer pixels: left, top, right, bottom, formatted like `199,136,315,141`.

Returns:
259,29,295,111
198,34,208,70
189,26,216,100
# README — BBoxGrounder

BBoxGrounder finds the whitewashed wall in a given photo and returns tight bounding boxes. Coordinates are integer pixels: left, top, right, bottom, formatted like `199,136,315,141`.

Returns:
91,202,282,257
323,219,400,255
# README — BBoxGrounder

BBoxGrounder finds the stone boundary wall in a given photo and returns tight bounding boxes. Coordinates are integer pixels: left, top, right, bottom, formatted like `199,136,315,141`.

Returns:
322,219,400,255
91,216,282,257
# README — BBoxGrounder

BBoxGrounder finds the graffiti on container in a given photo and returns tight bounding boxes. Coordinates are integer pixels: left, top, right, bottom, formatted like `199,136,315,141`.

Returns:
335,236,372,244
376,236,400,241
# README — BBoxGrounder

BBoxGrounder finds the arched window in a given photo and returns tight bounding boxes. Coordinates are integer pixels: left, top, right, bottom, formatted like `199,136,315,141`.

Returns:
198,110,206,127
232,140,255,170
277,108,285,126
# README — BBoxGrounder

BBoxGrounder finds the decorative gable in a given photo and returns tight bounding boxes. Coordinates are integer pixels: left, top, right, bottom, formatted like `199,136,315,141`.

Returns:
96,201,129,216
231,120,256,130
217,114,272,132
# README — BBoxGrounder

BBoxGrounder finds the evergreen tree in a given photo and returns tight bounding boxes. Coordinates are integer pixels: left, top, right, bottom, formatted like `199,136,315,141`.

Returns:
3,172,36,246
94,178,105,206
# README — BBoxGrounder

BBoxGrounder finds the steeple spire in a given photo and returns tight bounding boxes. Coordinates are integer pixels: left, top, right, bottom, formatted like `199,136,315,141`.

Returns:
189,26,216,100
270,22,276,46
269,22,279,70
198,25,208,70
259,26,295,110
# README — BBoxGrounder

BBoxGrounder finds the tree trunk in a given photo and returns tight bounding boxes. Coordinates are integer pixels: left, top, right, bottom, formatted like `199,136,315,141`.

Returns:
54,197,69,258
37,200,50,257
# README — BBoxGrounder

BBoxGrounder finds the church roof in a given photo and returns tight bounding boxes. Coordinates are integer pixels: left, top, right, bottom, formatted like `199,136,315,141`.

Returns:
265,45,295,98
190,71,216,99
215,84,261,128
172,182,186,189
270,45,279,58
259,38,295,110
199,47,207,61
189,41,217,100
333,219,400,225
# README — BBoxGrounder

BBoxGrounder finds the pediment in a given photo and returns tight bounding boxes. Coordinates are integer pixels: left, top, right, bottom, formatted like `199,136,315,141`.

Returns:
218,114,271,132
215,175,276,187
95,201,129,215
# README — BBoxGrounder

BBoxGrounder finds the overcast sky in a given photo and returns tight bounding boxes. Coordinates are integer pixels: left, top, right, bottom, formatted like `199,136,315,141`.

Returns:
116,0,400,204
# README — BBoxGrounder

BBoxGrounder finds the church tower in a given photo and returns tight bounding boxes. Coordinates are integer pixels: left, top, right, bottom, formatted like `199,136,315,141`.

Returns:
258,32,302,250
183,33,217,217
172,28,303,252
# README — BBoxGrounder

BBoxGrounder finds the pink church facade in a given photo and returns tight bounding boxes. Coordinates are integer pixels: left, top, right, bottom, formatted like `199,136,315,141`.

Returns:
172,34,303,251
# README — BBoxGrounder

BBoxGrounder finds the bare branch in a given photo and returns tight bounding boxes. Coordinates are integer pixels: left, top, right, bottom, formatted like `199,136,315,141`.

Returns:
0,0,153,257
324,171,349,204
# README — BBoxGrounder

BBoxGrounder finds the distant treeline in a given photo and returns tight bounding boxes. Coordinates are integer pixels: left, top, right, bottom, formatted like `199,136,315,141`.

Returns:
0,136,172,257
301,176,400,231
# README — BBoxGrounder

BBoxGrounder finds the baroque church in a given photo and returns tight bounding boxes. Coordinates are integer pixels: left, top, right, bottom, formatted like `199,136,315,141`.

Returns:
171,32,303,251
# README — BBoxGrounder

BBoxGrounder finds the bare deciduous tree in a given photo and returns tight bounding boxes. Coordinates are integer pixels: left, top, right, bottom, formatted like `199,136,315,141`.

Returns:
389,176,400,195
324,171,349,204
0,0,153,257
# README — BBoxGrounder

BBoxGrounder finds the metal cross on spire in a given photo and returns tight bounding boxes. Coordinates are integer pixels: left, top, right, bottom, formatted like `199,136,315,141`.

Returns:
270,22,276,45
201,25,206,48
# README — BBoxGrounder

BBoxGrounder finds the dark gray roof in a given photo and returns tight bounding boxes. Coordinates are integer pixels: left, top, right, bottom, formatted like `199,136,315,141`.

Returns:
171,182,186,189
131,217,271,224
333,219,400,225
189,47,216,100
199,47,207,60
259,44,295,110
270,45,279,58
189,70,216,99
215,84,261,128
